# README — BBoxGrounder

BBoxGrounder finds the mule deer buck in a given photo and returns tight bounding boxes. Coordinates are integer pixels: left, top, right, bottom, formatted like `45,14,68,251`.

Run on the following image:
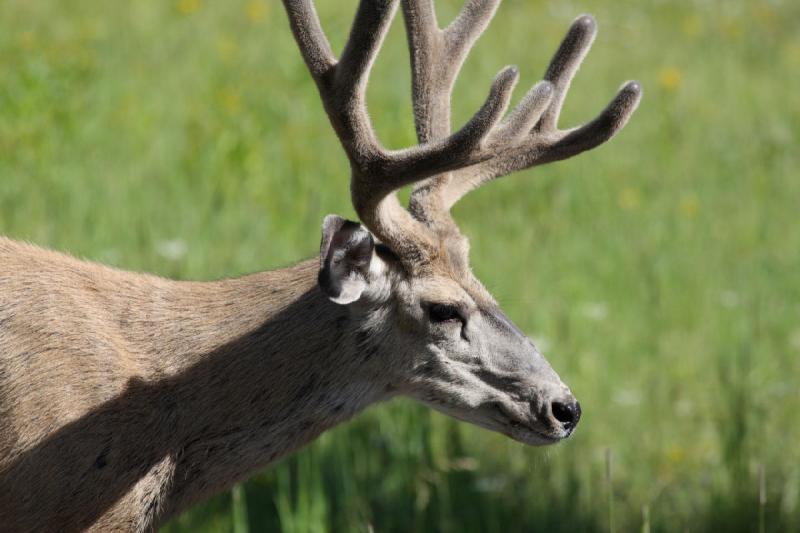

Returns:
0,0,640,530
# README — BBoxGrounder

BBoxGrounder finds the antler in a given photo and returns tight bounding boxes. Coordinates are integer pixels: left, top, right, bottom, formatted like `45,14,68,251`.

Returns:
282,0,523,262
403,1,642,233
281,0,641,265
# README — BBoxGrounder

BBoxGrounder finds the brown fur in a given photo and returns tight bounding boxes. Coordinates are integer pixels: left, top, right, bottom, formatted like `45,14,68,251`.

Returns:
0,238,387,531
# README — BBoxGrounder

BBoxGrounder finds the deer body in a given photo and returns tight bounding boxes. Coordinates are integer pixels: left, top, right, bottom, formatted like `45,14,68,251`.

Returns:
0,0,641,530
0,239,392,531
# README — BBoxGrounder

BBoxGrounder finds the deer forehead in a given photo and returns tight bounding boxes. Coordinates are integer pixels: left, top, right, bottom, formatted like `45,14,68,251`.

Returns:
401,269,494,310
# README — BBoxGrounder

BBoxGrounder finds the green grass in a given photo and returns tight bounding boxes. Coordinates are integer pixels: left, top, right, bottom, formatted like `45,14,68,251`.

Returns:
2,0,799,531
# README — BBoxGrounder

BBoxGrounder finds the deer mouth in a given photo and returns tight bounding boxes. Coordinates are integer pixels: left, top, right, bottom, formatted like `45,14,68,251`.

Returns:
507,419,563,446
490,404,565,446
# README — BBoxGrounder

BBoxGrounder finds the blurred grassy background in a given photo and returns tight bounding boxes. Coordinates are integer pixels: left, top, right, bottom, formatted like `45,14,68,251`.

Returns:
2,0,799,531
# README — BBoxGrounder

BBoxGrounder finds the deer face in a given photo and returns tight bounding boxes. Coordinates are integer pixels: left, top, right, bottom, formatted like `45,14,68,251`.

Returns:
288,0,638,446
295,0,637,450
319,215,580,445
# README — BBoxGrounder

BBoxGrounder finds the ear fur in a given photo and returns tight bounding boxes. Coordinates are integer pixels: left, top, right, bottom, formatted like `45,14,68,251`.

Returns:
318,214,375,305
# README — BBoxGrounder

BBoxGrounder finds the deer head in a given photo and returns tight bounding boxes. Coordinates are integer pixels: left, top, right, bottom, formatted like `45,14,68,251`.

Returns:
284,0,641,445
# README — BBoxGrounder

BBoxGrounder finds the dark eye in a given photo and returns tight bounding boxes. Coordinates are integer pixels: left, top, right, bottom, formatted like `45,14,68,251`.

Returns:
428,303,463,324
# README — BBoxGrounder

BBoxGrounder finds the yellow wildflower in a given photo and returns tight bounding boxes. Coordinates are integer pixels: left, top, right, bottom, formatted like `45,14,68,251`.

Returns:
246,0,269,23
19,31,35,50
679,194,699,218
216,35,239,62
177,0,201,16
752,4,775,30
658,67,682,92
720,18,743,40
218,87,241,114
681,14,701,38
618,187,641,211
783,41,800,67
666,444,685,465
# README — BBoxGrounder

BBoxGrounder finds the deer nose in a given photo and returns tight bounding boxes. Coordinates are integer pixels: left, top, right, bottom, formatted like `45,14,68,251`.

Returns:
551,399,581,431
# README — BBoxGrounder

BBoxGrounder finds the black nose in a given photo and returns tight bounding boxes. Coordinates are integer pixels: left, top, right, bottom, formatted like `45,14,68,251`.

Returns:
551,399,581,430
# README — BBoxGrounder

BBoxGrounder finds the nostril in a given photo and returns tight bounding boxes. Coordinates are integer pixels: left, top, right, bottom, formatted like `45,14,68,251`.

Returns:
551,400,581,429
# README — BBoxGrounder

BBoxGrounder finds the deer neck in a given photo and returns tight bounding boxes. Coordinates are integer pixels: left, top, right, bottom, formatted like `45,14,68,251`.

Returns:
142,259,390,516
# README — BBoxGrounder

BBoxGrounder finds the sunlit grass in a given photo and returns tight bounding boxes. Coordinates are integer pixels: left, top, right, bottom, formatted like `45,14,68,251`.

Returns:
1,0,799,531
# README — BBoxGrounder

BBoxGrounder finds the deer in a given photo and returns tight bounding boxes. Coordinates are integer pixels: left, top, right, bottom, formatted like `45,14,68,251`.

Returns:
0,0,640,531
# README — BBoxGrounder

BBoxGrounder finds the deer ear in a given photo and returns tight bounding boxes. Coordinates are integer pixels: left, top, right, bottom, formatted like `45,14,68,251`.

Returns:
318,215,375,305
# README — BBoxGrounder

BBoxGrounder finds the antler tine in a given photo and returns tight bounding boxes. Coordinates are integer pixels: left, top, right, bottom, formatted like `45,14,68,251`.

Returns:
282,0,397,161
404,10,642,216
438,14,643,210
282,0,521,263
440,81,641,207
538,15,598,132
402,0,504,230
401,0,502,142
281,1,337,80
445,0,502,67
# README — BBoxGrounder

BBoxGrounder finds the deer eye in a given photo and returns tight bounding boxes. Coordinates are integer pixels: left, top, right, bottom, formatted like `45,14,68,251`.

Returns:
428,303,463,324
